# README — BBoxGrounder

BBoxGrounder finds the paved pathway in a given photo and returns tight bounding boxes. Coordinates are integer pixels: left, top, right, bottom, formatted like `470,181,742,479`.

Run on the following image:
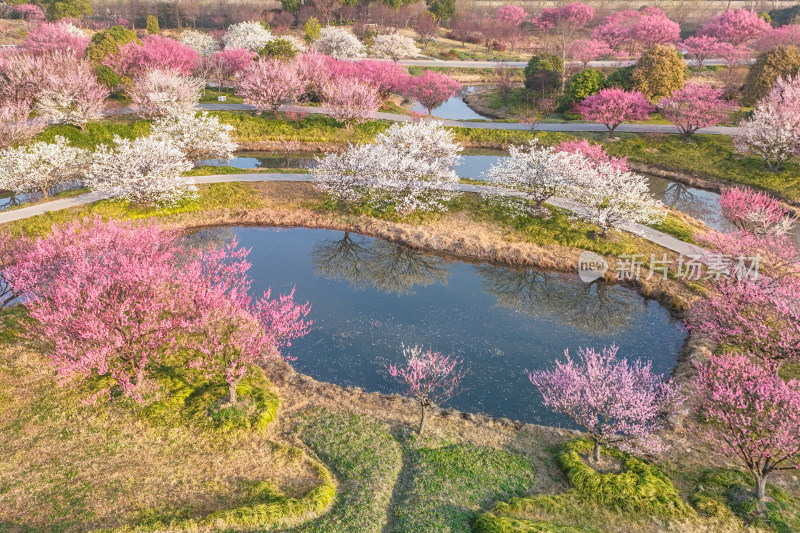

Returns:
397,58,753,69
0,173,705,257
105,103,739,136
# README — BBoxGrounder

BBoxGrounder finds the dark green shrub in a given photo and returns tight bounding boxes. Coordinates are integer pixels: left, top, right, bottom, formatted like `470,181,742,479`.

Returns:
742,45,800,104
604,66,635,90
524,54,563,82
146,14,159,34
632,44,685,100
768,4,800,26
87,25,140,63
94,65,121,90
260,38,298,61
525,70,561,92
565,69,605,103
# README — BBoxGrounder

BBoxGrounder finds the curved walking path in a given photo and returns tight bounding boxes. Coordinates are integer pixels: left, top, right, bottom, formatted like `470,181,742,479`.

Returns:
0,173,705,258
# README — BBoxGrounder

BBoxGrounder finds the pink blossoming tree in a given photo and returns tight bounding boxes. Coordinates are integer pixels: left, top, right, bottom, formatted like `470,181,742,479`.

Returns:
567,39,613,68
577,88,654,135
238,58,302,112
754,25,800,52
387,344,467,434
35,58,109,129
24,218,191,398
534,3,595,88
554,138,629,171
0,101,44,148
106,35,199,77
659,82,737,136
22,22,89,57
528,345,680,463
402,70,461,115
497,5,527,26
631,7,680,50
699,9,771,46
322,77,381,129
694,353,800,507
680,35,723,68
719,186,797,236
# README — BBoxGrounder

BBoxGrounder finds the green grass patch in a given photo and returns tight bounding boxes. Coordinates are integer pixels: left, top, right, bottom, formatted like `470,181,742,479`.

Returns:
691,469,800,533
603,134,800,203
213,111,391,144
649,212,699,243
3,182,263,237
199,89,244,104
185,165,310,176
475,513,607,533
295,409,403,532
390,443,536,533
37,119,151,150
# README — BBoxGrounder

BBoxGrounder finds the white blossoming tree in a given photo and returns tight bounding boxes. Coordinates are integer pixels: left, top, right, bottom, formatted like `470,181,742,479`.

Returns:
0,136,88,196
734,75,800,170
483,141,593,217
312,26,366,58
179,29,220,56
569,163,666,233
35,59,109,130
370,33,420,61
128,68,204,118
312,121,462,213
86,135,195,206
223,21,274,52
150,112,237,164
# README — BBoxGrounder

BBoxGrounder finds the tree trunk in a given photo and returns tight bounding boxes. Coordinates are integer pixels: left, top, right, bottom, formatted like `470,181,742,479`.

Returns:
229,380,238,404
134,367,145,388
593,439,601,464
418,403,427,435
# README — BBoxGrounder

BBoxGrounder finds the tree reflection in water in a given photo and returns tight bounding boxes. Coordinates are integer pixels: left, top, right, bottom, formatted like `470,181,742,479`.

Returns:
311,232,449,295
476,264,644,336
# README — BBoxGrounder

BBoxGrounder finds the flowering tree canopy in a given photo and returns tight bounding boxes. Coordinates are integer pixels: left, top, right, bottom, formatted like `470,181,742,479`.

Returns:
35,57,109,129
238,58,302,112
529,345,679,463
179,29,219,56
313,120,462,214
719,186,797,237
86,135,195,206
554,138,629,171
497,5,527,26
322,77,381,128
755,25,800,52
128,68,203,118
735,75,800,169
24,218,190,398
312,26,366,58
370,33,420,61
0,136,88,196
106,35,199,76
402,70,461,114
699,9,771,46
22,22,89,57
679,35,723,68
534,3,595,88
694,353,800,505
578,88,654,134
659,82,737,136
483,140,593,215
387,344,466,434
631,7,680,49
223,21,274,52
150,112,237,164
0,102,45,149
567,39,613,68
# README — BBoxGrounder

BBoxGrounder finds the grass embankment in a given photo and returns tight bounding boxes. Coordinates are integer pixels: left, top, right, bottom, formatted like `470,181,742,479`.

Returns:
0,310,336,532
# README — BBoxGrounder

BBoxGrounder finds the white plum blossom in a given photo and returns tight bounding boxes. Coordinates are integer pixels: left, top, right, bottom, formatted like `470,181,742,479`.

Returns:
734,75,800,170
483,140,593,216
150,112,237,164
0,136,88,196
370,33,420,61
86,135,195,206
312,121,461,213
128,68,204,118
312,26,366,58
223,21,274,52
568,163,667,233
179,30,220,56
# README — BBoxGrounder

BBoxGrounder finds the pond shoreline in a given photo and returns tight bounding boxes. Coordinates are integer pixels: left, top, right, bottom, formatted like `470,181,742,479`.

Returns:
163,197,707,433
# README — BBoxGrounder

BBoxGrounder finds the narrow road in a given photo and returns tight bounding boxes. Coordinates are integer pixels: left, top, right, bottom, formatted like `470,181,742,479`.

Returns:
0,173,705,258
397,58,754,69
105,103,739,136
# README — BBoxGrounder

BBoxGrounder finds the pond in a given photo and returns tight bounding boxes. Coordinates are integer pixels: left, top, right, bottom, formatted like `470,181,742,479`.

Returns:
409,84,491,121
189,226,686,427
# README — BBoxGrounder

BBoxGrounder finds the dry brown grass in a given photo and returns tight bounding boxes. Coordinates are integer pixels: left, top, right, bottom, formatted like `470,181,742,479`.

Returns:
0,345,322,531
